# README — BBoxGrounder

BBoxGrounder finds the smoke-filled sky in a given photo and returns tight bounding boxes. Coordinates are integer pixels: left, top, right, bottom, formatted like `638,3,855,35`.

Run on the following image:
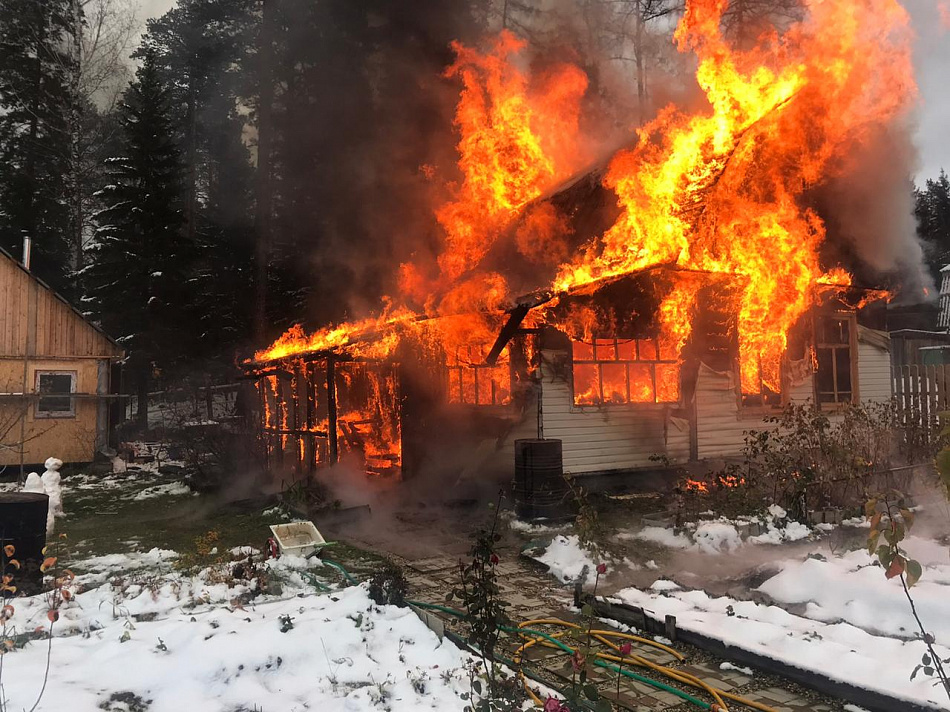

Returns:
134,0,948,182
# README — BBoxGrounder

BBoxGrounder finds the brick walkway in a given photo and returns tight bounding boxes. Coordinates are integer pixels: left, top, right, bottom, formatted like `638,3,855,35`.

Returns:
387,550,845,712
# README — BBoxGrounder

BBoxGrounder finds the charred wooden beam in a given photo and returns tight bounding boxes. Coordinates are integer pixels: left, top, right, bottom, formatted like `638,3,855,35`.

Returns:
326,356,338,465
486,305,531,366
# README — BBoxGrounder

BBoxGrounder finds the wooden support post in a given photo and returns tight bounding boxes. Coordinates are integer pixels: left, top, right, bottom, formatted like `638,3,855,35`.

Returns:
327,357,338,465
665,614,677,642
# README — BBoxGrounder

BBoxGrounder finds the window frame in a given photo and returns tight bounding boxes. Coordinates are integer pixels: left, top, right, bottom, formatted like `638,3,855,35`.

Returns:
570,336,680,408
738,356,785,412
813,311,859,409
34,370,78,419
445,353,514,407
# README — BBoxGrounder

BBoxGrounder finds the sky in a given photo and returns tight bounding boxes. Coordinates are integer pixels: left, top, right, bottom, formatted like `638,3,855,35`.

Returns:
133,0,949,183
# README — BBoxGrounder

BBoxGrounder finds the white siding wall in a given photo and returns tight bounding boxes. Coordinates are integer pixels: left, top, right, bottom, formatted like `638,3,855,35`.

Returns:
526,350,690,474
693,365,815,459
858,340,892,402
696,337,892,460
497,336,892,475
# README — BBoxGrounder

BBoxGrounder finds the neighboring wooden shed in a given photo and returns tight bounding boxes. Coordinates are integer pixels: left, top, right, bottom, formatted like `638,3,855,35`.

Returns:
0,248,124,471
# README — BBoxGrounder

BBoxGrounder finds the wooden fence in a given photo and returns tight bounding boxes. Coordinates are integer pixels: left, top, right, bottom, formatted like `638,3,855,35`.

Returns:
892,364,950,428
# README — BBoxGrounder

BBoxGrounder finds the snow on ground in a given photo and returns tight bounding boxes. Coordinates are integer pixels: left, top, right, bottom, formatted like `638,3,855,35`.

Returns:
1,554,477,712
530,535,601,583
132,481,194,500
757,535,950,643
624,507,817,554
615,584,950,709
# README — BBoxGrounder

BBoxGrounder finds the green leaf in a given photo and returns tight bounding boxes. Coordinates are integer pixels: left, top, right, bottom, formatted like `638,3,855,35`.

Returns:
867,530,881,555
472,680,482,695
877,545,894,567
583,683,599,701
594,699,612,712
906,559,923,588
581,604,593,617
864,498,879,518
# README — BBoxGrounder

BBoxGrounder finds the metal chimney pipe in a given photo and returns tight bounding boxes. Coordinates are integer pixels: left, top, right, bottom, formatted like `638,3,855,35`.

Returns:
22,234,31,270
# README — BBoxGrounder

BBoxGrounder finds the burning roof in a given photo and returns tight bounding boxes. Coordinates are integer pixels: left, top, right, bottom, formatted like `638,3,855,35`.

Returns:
251,0,915,400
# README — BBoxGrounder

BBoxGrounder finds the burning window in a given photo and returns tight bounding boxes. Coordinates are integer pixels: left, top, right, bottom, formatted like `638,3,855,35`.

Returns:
35,371,76,418
815,315,855,405
572,338,679,406
445,346,512,406
741,360,782,408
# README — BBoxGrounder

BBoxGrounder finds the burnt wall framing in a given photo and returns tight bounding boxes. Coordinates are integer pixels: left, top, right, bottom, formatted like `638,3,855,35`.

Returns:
247,350,403,483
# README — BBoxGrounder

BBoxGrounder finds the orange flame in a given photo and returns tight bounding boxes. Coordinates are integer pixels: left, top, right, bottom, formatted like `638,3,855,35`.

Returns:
553,0,912,392
253,0,916,482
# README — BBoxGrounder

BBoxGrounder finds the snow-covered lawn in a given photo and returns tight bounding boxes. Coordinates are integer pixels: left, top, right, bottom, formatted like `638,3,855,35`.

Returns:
616,581,949,710
1,450,480,712
612,529,950,710
758,535,950,642
1,552,475,712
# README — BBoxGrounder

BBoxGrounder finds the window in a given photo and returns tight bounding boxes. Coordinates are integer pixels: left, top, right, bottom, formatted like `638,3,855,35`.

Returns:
814,315,855,405
35,371,76,418
740,358,782,408
572,337,679,406
446,346,512,406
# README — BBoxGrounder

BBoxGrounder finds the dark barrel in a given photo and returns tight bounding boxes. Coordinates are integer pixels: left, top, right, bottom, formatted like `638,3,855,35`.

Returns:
513,439,575,522
0,492,49,596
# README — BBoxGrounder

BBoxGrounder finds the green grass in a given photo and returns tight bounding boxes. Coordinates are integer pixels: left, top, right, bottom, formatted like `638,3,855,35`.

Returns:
58,469,378,575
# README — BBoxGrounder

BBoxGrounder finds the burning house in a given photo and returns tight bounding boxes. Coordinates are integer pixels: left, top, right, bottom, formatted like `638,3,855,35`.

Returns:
245,264,892,487
244,1,912,490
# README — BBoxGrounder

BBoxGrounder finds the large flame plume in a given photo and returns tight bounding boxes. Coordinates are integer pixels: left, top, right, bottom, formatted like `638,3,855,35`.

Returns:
555,0,913,391
256,0,916,402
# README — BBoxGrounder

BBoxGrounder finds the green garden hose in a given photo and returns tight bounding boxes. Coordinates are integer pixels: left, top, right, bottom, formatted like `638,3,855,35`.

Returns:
310,560,764,712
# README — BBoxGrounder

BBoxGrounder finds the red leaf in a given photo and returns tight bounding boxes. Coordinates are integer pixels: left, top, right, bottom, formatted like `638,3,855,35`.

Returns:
886,555,906,580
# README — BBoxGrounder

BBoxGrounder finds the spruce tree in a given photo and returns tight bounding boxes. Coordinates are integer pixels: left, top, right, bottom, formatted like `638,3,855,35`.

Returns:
84,49,189,428
140,0,257,362
915,170,950,284
0,0,79,291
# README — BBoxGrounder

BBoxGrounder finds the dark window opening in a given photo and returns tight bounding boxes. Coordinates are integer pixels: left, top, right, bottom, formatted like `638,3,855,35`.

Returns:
35,372,76,418
815,315,854,405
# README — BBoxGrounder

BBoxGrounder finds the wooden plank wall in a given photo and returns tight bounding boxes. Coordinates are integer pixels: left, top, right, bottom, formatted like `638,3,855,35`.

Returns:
0,253,121,359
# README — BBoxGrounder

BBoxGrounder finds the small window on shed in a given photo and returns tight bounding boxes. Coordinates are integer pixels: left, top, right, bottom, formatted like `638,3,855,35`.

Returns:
35,371,77,418
445,346,512,406
814,315,855,406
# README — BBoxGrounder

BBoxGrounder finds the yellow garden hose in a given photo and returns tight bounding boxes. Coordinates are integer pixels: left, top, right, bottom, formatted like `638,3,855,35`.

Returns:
513,617,777,712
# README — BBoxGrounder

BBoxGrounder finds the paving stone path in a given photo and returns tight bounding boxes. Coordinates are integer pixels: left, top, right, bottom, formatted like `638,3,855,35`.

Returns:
351,542,847,712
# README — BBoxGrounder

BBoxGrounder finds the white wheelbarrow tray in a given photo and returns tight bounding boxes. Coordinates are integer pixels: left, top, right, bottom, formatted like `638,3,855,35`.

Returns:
269,521,328,557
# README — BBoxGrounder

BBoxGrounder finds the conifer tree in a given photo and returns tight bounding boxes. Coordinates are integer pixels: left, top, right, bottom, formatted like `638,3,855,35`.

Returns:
0,0,79,291
84,49,189,428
